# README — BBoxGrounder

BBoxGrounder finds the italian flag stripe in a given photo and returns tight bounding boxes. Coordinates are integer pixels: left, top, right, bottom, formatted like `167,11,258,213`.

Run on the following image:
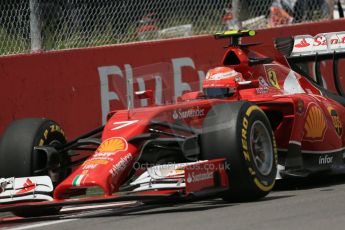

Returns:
72,175,84,186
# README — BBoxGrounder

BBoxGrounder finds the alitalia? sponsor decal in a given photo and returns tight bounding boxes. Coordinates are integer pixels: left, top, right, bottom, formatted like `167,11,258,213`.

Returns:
172,106,205,120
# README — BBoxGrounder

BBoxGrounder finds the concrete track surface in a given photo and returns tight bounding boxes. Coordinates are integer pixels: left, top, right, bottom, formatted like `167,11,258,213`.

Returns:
2,175,345,230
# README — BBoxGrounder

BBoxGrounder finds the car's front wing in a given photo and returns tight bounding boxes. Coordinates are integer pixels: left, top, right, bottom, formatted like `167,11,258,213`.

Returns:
0,158,229,214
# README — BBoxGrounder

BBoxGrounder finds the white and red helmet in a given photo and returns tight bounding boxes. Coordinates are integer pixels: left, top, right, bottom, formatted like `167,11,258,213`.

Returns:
203,67,243,98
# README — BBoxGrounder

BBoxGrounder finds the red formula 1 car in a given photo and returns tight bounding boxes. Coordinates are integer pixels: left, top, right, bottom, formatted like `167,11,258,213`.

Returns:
1,30,345,217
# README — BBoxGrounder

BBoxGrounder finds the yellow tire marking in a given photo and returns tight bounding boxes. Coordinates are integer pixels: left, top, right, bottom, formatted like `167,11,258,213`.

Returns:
245,105,260,116
243,104,276,192
248,167,256,176
243,150,250,161
39,139,45,146
44,129,49,139
254,178,275,192
39,125,66,146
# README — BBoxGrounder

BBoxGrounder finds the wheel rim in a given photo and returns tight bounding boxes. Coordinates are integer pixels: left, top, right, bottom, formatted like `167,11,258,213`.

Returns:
249,120,273,176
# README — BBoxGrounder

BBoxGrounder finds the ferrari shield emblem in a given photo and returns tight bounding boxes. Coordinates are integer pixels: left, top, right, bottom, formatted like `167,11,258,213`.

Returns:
266,68,280,89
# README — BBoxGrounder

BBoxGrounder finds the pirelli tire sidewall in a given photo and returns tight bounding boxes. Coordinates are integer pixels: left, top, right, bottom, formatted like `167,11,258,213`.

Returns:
238,103,277,195
32,120,69,181
201,101,277,201
0,118,68,181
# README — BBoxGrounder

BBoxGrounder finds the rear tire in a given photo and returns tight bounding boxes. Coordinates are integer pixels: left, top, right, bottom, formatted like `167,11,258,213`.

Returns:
201,102,277,201
0,118,69,217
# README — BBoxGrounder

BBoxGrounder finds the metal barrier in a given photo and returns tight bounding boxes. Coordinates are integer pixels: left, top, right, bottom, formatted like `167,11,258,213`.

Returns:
0,0,343,55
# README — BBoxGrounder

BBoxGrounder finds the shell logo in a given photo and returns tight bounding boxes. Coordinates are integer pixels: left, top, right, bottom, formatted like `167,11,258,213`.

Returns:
304,106,326,139
95,137,128,156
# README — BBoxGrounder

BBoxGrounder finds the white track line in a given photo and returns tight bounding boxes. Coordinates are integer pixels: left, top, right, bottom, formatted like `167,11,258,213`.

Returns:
6,219,76,230
61,201,137,212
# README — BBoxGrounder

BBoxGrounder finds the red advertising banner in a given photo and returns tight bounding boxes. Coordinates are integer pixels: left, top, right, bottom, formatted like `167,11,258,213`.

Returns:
0,36,226,138
0,19,344,139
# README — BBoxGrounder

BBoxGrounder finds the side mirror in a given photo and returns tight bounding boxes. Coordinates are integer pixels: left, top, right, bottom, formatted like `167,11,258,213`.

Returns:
237,80,259,90
135,90,154,106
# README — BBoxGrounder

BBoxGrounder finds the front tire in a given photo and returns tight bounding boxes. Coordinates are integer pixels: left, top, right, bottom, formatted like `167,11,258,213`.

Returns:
201,102,277,201
0,118,69,217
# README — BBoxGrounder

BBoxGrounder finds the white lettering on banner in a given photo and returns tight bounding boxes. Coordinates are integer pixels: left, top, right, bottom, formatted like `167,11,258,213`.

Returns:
125,64,134,108
172,57,193,98
155,75,163,105
198,70,206,90
98,66,123,124
98,57,206,124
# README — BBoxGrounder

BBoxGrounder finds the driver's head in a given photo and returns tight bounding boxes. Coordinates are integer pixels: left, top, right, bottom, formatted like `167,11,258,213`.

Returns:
203,67,243,99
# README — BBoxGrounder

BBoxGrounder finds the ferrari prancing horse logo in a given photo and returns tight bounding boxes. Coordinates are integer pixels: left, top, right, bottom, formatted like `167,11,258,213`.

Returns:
266,68,280,89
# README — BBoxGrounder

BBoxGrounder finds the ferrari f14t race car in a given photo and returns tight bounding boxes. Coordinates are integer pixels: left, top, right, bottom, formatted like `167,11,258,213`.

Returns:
1,30,345,217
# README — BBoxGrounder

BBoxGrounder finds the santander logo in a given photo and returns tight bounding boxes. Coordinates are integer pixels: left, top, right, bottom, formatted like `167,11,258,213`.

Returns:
291,31,345,56
187,172,213,183
16,178,36,194
172,106,205,120
294,38,310,48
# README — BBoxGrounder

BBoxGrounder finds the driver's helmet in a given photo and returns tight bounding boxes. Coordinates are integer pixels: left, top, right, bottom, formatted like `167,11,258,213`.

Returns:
203,66,244,98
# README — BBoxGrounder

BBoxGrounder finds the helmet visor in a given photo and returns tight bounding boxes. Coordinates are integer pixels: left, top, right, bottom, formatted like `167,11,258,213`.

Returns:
203,87,235,99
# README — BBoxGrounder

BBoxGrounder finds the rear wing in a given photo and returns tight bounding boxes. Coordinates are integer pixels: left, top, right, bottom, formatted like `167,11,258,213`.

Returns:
275,31,345,61
274,31,345,96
